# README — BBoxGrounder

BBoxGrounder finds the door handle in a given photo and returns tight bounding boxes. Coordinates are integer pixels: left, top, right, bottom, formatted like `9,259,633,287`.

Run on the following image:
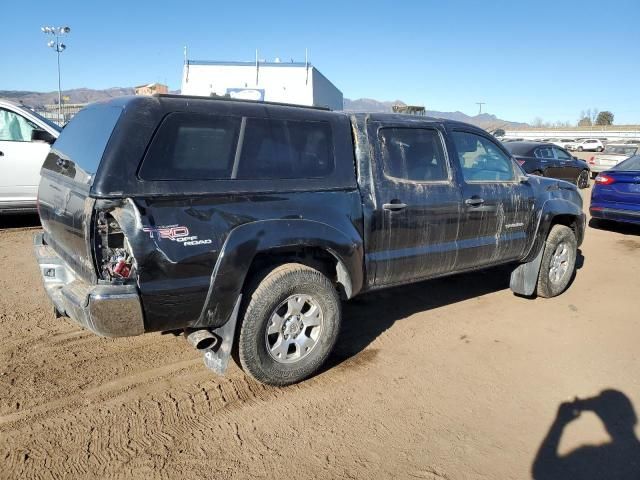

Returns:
464,197,485,207
383,201,408,211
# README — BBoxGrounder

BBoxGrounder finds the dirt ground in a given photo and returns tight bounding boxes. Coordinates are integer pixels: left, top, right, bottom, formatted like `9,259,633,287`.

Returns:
1,182,639,479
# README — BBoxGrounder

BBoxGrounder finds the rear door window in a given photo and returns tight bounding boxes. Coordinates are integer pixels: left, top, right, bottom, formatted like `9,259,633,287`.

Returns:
379,127,449,182
535,147,554,159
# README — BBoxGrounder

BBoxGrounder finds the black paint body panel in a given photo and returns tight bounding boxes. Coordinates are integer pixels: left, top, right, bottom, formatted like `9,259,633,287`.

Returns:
36,96,585,335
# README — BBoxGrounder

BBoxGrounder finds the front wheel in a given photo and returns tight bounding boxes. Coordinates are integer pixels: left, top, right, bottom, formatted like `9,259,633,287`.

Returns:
576,170,590,189
238,263,341,386
536,225,577,298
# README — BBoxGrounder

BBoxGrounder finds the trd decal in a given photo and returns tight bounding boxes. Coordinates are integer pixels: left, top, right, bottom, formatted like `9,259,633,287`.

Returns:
143,225,212,247
143,225,190,240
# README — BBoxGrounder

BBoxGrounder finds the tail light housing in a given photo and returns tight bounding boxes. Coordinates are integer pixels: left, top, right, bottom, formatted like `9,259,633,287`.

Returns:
94,211,135,282
595,174,615,185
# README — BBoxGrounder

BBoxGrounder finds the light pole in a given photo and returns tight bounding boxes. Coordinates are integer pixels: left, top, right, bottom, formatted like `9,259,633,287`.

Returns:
41,26,71,125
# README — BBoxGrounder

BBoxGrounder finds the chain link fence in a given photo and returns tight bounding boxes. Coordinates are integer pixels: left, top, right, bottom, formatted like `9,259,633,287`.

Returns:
32,103,87,126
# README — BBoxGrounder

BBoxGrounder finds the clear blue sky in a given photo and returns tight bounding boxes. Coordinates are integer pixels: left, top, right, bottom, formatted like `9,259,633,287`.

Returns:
3,0,640,123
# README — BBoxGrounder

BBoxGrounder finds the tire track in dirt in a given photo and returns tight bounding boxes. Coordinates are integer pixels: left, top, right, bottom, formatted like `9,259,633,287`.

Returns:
1,346,380,479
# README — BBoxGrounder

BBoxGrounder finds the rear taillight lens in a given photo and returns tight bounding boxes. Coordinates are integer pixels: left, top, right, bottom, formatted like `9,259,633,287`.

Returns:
516,160,526,166
595,174,615,185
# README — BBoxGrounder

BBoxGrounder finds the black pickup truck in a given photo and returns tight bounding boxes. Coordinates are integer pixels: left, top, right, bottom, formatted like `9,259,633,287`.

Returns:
34,95,585,385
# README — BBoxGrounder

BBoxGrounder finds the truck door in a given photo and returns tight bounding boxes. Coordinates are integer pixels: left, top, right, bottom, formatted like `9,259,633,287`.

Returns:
367,123,463,286
449,129,535,268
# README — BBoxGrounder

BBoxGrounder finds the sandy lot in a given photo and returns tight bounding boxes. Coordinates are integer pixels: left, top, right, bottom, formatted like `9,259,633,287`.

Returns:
1,186,639,480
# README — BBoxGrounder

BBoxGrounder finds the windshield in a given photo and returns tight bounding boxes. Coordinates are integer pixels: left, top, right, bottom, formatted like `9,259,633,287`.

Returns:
603,145,638,156
613,155,640,171
16,104,62,132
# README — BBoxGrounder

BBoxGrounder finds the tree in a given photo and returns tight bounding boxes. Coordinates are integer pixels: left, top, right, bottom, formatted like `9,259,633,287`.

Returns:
596,111,614,126
578,117,592,127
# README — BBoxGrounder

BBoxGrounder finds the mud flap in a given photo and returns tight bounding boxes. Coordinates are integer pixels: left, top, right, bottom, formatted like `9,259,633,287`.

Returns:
510,248,544,297
202,295,242,375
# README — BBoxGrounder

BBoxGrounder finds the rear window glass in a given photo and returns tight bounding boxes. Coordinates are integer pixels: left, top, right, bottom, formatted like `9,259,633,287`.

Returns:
615,155,640,171
140,113,241,180
139,114,334,181
379,127,448,182
503,143,533,155
45,105,122,176
237,118,334,179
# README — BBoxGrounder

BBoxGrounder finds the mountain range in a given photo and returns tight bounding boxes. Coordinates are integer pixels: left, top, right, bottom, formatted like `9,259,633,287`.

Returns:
0,88,526,130
343,98,527,129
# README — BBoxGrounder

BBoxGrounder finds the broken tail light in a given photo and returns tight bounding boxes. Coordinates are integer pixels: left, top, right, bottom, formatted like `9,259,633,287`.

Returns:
94,211,135,282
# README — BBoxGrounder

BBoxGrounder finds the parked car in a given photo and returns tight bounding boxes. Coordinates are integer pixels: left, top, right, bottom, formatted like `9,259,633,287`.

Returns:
590,155,640,225
568,138,604,152
549,138,576,149
503,141,590,188
588,143,639,178
0,99,61,213
33,95,585,386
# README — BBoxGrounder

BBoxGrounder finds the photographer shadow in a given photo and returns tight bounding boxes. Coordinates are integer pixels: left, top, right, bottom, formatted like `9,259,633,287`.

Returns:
532,389,640,479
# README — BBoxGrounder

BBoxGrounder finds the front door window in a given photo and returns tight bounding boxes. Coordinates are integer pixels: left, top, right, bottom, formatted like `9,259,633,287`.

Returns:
0,108,36,142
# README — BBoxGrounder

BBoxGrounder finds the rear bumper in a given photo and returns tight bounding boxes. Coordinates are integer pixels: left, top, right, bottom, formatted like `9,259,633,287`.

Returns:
33,232,145,337
590,206,640,225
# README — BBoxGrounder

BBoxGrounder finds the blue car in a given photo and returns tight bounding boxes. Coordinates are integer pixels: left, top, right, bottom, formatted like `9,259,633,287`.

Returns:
590,155,640,225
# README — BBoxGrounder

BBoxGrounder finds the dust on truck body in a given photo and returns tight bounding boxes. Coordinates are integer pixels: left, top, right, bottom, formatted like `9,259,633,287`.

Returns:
34,95,585,386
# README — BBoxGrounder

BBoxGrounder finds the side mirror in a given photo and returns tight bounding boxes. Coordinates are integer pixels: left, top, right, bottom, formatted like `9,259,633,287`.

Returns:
31,128,56,144
518,174,529,184
573,156,579,160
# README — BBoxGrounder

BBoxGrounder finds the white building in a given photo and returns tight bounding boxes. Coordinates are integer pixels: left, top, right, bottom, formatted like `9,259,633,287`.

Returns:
181,60,343,111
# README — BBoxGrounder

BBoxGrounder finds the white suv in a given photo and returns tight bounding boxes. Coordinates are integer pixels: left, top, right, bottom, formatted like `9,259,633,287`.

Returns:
569,138,604,152
0,99,61,213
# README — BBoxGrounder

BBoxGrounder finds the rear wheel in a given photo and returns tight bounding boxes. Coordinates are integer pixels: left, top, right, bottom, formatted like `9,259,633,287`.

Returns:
536,225,577,298
578,146,584,152
238,263,341,386
597,147,604,152
576,170,590,189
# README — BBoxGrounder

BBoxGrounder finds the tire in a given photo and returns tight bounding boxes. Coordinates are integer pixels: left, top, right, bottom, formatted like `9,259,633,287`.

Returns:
578,146,583,152
238,263,341,386
597,147,604,152
576,170,590,189
536,225,577,298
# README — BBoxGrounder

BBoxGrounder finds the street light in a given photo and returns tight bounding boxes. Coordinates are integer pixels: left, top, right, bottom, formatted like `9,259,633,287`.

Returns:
41,26,71,125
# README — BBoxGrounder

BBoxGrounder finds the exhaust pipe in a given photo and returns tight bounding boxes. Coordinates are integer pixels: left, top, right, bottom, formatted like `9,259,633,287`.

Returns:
184,328,219,351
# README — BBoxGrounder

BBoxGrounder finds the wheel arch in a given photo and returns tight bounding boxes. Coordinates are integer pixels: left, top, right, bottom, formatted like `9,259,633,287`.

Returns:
193,219,364,329
511,200,584,296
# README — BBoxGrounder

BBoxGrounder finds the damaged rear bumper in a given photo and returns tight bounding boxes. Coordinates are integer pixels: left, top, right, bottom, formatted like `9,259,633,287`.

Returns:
33,232,145,337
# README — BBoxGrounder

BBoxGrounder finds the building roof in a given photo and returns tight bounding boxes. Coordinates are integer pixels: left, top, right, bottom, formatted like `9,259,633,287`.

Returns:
135,82,167,89
186,60,312,68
